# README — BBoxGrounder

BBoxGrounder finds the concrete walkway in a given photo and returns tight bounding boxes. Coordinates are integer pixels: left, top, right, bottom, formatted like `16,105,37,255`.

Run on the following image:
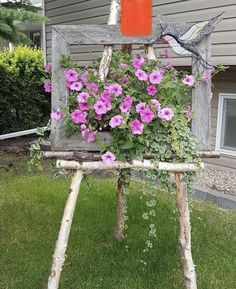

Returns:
193,186,236,210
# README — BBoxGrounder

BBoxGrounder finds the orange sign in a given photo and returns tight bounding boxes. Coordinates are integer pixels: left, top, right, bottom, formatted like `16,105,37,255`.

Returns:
120,0,152,36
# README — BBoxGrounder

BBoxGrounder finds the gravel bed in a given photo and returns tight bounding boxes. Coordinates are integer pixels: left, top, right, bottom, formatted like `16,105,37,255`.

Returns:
196,166,236,197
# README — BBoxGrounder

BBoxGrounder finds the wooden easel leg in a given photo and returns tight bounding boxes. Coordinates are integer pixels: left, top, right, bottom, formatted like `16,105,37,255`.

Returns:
175,172,197,289
113,169,130,241
47,170,83,289
113,174,126,241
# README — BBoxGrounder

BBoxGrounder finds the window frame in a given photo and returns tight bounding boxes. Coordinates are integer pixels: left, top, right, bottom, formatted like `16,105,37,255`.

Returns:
216,93,236,156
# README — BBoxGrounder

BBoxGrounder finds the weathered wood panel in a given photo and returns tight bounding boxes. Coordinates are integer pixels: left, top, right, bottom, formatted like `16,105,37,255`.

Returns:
192,35,212,150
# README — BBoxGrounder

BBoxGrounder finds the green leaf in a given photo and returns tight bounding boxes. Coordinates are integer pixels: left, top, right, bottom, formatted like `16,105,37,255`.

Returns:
121,142,134,150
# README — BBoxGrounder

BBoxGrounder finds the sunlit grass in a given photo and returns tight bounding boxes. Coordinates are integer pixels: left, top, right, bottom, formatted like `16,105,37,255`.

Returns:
0,171,236,289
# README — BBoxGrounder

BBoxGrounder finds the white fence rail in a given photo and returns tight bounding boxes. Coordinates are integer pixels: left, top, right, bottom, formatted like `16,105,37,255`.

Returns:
0,127,50,141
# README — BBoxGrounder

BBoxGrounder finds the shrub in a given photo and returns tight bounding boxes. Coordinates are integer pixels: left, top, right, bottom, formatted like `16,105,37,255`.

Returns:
0,45,50,134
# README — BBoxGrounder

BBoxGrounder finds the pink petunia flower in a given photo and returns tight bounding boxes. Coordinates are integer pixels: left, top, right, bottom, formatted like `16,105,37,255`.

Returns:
151,99,161,110
93,100,107,115
66,69,78,82
80,124,88,138
80,73,88,84
95,114,102,120
77,92,90,103
100,91,111,103
105,101,112,112
132,56,145,69
149,70,163,84
140,107,154,123
109,115,124,128
147,85,157,96
119,76,129,83
162,49,173,67
106,83,123,97
124,95,133,105
44,63,52,73
130,119,144,135
119,102,131,113
119,63,128,68
79,102,89,111
51,109,62,121
135,69,148,81
87,82,99,94
87,131,96,143
158,107,174,121
183,75,195,86
66,80,74,89
71,109,87,124
101,151,116,165
162,48,171,59
69,81,83,91
44,81,52,93
184,106,193,119
136,102,147,113
202,71,211,84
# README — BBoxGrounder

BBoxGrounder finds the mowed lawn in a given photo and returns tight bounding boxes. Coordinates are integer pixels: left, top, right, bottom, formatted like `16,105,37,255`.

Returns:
1,171,236,289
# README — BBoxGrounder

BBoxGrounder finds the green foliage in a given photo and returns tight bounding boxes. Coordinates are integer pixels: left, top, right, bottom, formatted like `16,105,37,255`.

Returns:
0,0,46,44
0,45,50,133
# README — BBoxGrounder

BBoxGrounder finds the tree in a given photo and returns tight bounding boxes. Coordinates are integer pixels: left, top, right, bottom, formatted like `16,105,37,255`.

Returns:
0,0,46,44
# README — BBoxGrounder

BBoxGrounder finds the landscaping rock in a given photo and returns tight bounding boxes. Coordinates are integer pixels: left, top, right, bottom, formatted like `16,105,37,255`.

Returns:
196,166,236,197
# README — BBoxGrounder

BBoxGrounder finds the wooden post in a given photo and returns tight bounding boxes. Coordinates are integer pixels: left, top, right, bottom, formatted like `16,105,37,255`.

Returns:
47,170,83,289
175,172,197,289
113,174,127,240
113,170,131,241
51,26,70,150
192,35,212,151
145,45,157,60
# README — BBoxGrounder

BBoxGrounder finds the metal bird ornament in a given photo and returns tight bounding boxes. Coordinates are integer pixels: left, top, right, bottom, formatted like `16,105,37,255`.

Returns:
158,12,224,67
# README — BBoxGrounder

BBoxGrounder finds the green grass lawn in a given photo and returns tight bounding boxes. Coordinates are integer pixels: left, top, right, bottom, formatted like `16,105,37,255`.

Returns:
1,170,236,289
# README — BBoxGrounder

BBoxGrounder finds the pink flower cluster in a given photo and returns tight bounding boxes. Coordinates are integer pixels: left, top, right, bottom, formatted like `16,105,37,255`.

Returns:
44,81,52,93
48,56,193,165
119,95,132,113
132,56,164,97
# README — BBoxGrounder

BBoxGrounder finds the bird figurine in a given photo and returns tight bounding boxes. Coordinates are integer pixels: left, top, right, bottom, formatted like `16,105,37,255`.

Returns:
157,12,224,67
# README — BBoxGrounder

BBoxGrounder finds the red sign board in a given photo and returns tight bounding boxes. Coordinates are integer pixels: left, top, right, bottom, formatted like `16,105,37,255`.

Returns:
120,0,152,36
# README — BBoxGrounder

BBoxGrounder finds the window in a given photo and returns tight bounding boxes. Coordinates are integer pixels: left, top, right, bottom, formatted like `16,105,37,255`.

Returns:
216,94,236,155
30,31,41,48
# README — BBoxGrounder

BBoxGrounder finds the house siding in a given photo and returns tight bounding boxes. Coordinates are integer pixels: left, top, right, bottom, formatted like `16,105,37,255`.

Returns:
44,0,236,151
45,0,236,65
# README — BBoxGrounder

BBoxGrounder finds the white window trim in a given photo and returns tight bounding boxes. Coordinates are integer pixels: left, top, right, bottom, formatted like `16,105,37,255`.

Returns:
216,93,236,156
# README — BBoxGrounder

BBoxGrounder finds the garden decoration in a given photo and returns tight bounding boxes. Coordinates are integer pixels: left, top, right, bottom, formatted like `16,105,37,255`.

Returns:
43,1,222,289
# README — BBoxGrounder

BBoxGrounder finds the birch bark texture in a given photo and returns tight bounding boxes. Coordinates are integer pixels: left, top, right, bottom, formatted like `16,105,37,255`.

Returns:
47,170,83,289
98,0,120,81
175,172,197,289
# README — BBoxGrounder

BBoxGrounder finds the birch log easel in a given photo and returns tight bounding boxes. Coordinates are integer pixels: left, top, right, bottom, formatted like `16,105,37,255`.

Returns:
47,1,222,287
48,2,120,288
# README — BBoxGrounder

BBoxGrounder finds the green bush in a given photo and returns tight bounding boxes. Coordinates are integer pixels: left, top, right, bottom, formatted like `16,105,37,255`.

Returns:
0,45,50,134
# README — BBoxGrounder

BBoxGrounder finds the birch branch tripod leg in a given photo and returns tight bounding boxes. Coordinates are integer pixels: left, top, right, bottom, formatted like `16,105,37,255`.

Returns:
175,172,197,289
47,170,83,289
113,170,130,241
113,175,126,241
98,0,119,81
145,45,157,60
